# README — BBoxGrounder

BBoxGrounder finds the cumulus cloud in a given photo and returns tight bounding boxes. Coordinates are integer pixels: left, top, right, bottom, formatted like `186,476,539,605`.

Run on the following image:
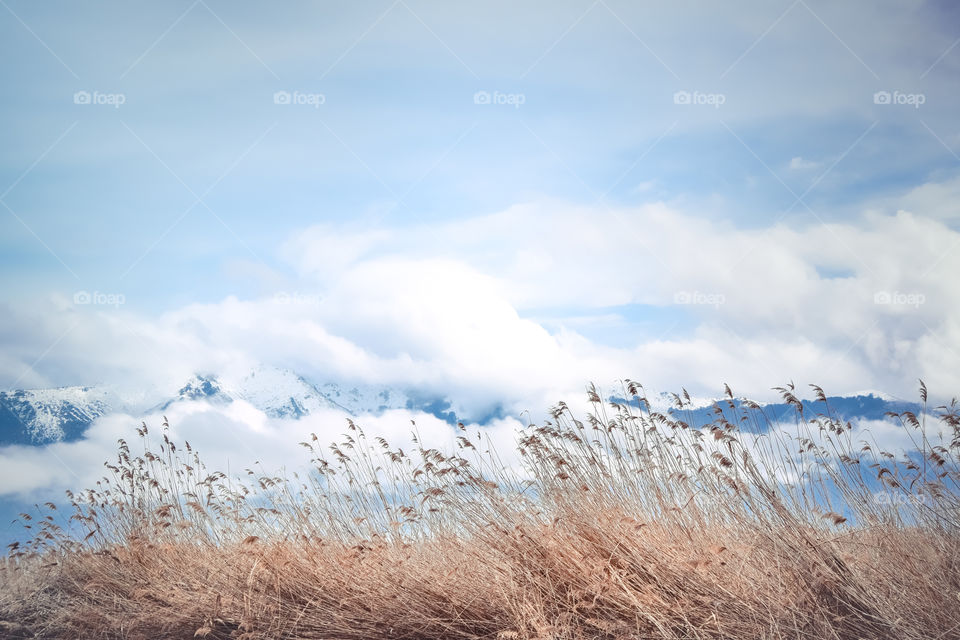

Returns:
889,174,960,221
279,197,960,396
5,192,960,415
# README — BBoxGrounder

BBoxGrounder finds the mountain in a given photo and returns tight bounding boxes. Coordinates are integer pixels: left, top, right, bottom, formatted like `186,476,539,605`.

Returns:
609,391,923,427
156,368,348,418
163,375,232,406
1,369,928,449
0,367,423,447
0,386,119,445
319,382,409,415
229,367,346,418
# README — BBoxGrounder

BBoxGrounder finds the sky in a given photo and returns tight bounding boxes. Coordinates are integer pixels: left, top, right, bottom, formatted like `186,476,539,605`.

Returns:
1,0,960,437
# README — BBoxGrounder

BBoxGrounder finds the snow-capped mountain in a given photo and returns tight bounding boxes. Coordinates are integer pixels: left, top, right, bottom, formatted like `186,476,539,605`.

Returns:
165,375,232,406
234,367,346,417
319,382,410,415
610,390,922,425
157,367,345,418
0,386,119,445
0,366,424,447
1,366,928,449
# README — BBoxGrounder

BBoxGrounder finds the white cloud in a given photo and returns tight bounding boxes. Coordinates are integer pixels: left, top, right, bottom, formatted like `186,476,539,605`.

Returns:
631,180,658,194
890,174,960,221
790,156,821,170
5,194,960,417
275,198,960,397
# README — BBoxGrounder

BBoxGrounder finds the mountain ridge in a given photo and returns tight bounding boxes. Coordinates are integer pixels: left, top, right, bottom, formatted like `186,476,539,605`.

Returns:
0,369,926,447
0,366,416,446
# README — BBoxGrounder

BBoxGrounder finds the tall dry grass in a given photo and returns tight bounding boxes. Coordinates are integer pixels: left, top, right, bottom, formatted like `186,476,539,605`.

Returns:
2,381,959,639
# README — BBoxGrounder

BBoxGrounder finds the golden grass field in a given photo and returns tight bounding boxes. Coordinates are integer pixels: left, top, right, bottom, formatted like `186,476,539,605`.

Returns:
2,381,959,639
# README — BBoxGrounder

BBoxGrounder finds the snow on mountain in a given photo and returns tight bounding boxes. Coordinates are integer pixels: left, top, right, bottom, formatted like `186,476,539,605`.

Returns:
319,382,410,416
155,367,344,419
4,365,925,450
0,386,118,445
608,392,924,428
230,367,344,418
167,375,232,405
0,366,400,447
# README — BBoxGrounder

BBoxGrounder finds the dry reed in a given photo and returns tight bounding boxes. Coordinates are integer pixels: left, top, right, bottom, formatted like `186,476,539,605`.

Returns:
2,381,959,639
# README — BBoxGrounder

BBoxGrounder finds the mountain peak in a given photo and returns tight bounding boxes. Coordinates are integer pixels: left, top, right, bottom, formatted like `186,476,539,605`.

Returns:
175,375,228,402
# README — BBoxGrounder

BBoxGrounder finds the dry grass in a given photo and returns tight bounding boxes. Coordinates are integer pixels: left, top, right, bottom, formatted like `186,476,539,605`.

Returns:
2,381,960,639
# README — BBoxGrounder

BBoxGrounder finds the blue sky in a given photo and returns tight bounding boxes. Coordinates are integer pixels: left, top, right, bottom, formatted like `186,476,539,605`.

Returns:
1,0,959,413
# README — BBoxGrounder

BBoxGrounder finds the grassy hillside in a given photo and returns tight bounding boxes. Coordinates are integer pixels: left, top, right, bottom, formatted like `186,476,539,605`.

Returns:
2,381,959,639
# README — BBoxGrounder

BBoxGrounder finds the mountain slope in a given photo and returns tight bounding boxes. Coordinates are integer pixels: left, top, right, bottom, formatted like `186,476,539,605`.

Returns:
0,387,117,445
1,370,928,449
233,367,345,418
610,391,923,427
319,382,409,415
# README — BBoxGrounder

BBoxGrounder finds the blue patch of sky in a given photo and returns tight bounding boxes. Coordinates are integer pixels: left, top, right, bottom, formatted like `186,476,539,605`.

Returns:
523,302,700,348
